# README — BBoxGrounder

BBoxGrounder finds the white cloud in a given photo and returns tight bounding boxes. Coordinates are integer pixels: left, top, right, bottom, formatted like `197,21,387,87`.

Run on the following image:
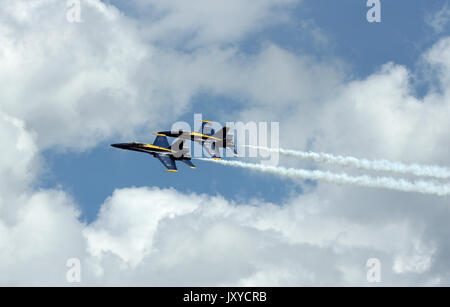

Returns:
84,187,198,266
0,112,87,284
240,53,450,166
0,0,153,149
0,113,38,196
80,186,435,285
393,240,435,274
134,0,299,47
0,0,306,150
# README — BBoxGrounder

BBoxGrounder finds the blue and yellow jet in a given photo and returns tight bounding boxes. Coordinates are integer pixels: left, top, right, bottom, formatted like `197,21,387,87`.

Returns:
157,120,237,159
111,136,195,172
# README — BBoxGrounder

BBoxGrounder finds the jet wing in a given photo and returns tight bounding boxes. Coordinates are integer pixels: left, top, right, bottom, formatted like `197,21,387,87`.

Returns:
197,120,211,133
180,159,196,168
156,154,178,172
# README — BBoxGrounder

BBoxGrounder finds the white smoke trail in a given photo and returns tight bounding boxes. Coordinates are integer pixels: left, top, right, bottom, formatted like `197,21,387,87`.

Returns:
244,145,450,180
198,158,450,196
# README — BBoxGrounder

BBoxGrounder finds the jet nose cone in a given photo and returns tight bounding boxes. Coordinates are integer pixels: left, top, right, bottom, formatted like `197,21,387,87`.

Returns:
111,143,126,149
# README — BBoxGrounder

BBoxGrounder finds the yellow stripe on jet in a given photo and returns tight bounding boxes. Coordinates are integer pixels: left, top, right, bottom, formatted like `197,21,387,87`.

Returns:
190,132,221,140
141,144,174,152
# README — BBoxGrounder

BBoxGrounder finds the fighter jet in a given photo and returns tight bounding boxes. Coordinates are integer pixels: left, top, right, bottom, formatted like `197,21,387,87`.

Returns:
111,135,195,172
157,120,237,159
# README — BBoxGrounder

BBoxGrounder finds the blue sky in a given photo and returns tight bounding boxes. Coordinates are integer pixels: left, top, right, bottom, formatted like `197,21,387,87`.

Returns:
40,0,447,222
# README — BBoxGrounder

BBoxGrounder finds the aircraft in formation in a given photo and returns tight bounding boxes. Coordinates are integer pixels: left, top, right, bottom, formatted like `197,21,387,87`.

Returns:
157,120,238,159
111,120,236,172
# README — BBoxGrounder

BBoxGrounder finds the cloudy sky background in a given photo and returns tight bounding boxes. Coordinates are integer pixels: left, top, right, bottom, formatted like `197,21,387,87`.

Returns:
0,0,449,285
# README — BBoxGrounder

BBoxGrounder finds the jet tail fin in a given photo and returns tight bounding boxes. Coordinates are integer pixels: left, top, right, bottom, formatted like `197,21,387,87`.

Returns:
198,120,213,135
211,126,237,156
153,135,170,148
